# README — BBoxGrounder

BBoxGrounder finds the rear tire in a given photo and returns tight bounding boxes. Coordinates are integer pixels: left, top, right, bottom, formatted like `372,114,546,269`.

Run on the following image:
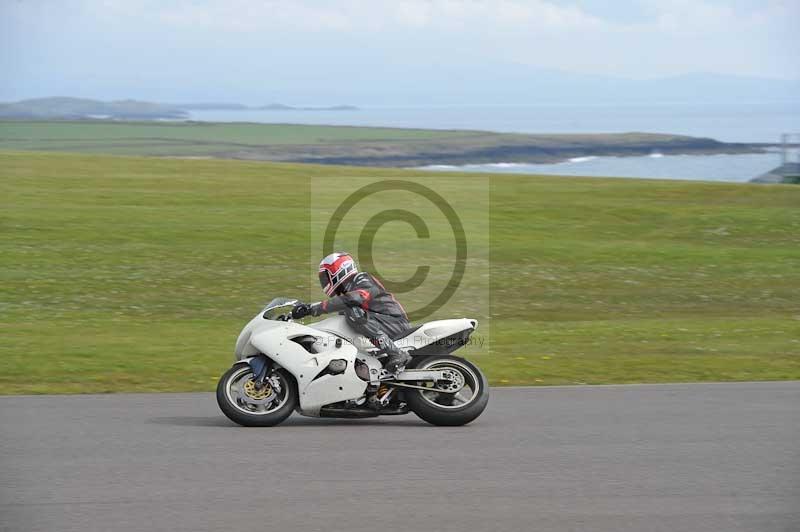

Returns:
216,364,297,427
405,355,489,426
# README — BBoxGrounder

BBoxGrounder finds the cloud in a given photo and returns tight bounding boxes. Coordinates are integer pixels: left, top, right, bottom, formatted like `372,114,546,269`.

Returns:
1,0,797,102
81,0,796,77
90,0,608,33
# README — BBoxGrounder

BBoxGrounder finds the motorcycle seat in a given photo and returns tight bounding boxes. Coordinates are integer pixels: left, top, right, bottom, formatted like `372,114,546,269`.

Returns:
390,323,423,340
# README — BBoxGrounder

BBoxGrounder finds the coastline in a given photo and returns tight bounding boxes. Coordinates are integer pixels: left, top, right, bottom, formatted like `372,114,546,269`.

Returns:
0,119,772,169
418,151,783,183
283,141,768,167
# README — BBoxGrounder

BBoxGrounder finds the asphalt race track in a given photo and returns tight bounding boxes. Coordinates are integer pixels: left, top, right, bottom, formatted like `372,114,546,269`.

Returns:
1,382,798,532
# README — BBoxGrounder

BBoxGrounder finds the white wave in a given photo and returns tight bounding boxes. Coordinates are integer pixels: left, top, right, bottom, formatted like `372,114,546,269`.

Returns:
484,162,527,168
568,156,597,163
419,164,457,170
649,152,664,158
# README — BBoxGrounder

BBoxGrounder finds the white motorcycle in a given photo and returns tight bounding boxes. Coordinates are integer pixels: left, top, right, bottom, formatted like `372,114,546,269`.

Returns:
216,297,489,426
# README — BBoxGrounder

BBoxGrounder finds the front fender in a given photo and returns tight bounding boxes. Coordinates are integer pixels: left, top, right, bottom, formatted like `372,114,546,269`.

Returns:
247,324,366,416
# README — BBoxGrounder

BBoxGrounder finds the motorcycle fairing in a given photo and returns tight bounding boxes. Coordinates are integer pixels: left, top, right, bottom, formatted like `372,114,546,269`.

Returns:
244,319,367,416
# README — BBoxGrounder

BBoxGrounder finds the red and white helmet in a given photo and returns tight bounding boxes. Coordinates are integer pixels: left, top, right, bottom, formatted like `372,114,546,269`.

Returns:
318,252,358,296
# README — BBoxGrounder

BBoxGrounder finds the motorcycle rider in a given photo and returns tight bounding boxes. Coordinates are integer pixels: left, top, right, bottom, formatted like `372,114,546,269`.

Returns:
291,252,413,374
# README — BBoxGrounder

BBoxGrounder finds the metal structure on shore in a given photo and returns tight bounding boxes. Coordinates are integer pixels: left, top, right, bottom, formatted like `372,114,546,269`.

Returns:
751,133,800,183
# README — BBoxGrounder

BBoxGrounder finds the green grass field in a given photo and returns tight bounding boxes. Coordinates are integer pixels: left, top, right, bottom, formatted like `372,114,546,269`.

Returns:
0,120,748,166
0,120,490,155
1,150,799,394
0,120,476,146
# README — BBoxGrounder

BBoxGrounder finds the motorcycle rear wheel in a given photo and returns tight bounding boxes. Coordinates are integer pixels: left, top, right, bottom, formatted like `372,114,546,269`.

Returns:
216,364,297,427
405,355,489,426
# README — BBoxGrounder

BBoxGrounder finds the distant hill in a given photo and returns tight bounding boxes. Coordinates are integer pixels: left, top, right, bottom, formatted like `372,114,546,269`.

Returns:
0,97,188,119
0,98,360,119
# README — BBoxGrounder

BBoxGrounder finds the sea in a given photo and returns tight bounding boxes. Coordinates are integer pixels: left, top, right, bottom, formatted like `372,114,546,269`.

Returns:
188,101,800,182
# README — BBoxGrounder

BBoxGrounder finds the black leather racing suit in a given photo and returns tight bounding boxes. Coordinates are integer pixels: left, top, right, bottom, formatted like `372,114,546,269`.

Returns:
309,272,411,357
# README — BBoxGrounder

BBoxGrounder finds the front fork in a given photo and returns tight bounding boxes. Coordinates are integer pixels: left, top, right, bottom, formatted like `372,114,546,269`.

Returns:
247,354,273,387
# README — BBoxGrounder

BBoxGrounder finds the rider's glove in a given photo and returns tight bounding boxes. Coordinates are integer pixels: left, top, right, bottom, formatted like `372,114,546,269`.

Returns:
291,303,312,319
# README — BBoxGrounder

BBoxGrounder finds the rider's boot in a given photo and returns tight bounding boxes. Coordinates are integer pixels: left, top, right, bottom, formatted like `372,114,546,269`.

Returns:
384,348,412,375
372,331,411,375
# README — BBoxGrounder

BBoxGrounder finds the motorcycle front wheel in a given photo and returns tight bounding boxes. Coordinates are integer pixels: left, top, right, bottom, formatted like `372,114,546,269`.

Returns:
405,355,489,426
216,363,297,427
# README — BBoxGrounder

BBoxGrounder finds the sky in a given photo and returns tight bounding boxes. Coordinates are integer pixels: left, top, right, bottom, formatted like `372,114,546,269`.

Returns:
1,0,798,104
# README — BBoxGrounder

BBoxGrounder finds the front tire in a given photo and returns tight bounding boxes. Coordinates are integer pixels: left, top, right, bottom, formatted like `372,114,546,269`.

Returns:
405,355,489,426
216,364,297,427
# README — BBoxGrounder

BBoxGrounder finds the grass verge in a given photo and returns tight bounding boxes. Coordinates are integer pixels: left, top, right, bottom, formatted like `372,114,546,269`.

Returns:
1,151,798,393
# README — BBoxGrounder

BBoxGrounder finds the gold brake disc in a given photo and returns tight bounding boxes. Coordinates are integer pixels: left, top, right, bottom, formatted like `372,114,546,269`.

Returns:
243,379,273,401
